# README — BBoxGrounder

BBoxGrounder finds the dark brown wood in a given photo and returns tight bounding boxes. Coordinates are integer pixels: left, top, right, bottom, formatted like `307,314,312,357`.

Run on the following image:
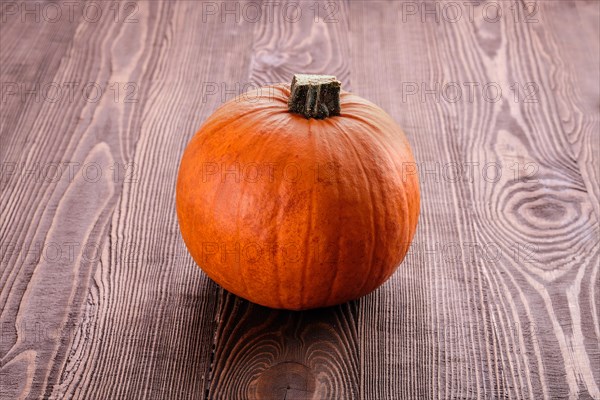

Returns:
349,1,600,399
209,293,359,399
1,1,598,399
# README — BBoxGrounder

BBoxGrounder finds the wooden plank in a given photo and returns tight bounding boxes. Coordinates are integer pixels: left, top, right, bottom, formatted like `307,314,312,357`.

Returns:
0,6,118,398
0,1,81,152
535,1,600,217
210,294,359,399
350,1,599,399
49,3,256,399
206,1,360,399
1,2,252,398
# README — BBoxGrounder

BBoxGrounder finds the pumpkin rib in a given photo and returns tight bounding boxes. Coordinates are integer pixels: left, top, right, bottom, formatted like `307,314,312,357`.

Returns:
329,117,379,302
342,110,413,288
262,112,303,308
270,111,309,309
299,120,316,310
175,108,250,286
319,119,345,306
342,108,420,269
187,106,288,304
233,152,250,298
214,110,264,297
235,108,292,307
258,112,291,308
319,142,351,306
210,111,262,296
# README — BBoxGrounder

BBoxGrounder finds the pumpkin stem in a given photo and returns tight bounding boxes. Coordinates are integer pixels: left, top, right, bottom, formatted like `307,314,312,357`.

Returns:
288,74,341,119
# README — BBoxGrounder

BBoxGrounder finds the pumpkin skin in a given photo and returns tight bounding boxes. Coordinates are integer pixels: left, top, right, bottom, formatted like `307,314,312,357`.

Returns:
176,84,419,310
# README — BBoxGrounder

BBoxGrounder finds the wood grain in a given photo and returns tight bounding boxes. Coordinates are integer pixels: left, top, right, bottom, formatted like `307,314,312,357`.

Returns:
1,0,599,399
210,293,359,399
350,1,600,399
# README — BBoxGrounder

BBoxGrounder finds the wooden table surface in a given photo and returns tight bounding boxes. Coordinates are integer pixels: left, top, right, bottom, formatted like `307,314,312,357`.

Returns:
1,1,599,399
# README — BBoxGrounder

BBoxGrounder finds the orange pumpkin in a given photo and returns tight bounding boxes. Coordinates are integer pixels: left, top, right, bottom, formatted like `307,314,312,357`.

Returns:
176,75,420,310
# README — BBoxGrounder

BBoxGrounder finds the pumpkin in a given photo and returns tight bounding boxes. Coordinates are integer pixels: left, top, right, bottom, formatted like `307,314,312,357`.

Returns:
176,74,420,310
